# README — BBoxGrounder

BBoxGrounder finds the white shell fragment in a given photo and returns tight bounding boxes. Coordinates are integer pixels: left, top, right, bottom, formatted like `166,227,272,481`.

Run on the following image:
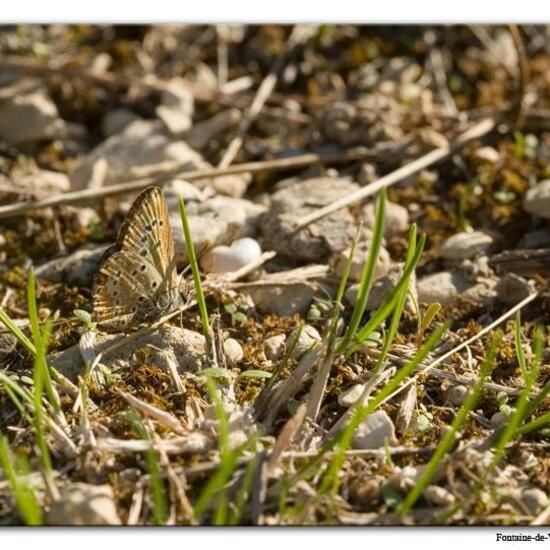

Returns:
200,238,262,273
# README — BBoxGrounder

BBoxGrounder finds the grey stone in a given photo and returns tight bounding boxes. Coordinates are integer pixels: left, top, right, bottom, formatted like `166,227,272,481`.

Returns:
417,271,469,304
101,108,141,137
223,338,244,366
168,196,248,265
524,180,550,219
521,487,548,515
352,410,398,449
50,326,206,381
46,483,121,526
362,200,409,237
345,263,417,311
0,79,65,145
243,283,318,317
69,120,205,191
264,334,286,361
496,273,532,305
440,230,495,260
260,177,360,262
288,324,321,358
518,228,550,249
445,384,469,406
334,242,391,283
35,245,109,287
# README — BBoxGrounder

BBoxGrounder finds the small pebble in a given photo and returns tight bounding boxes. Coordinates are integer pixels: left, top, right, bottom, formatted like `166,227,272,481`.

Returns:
362,200,409,237
352,410,397,449
200,238,262,273
521,487,549,515
496,274,532,305
417,271,468,305
423,485,456,506
490,411,509,428
264,334,286,361
46,483,122,526
474,146,500,164
445,384,469,406
440,230,495,260
338,383,367,408
334,242,391,283
524,179,550,219
223,338,244,366
288,324,321,358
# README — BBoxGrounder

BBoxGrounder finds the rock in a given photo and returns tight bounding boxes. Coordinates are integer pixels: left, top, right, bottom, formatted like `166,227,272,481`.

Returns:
345,262,417,311
46,483,121,526
288,324,321,358
156,78,194,135
243,283,318,317
183,108,240,150
264,334,286,361
524,180,550,219
496,273,532,305
445,384,469,406
352,410,398,449
417,271,469,305
334,242,391,283
362,200,409,237
521,487,548,515
338,383,366,407
200,238,262,273
16,168,70,194
474,146,500,164
440,230,495,260
0,79,65,145
169,196,256,266
223,338,244,366
101,108,141,137
518,228,550,249
423,485,456,506
50,326,206,381
69,120,205,191
260,177,360,262
490,412,509,429
35,245,109,287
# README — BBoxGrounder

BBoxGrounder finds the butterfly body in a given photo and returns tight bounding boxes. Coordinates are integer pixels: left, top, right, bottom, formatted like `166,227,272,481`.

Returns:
93,186,183,333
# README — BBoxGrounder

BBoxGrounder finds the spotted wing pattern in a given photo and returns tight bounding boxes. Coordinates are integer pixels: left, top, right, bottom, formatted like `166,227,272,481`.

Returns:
93,186,183,333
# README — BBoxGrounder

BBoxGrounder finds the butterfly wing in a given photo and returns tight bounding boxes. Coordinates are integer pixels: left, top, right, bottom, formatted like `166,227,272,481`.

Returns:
93,186,182,332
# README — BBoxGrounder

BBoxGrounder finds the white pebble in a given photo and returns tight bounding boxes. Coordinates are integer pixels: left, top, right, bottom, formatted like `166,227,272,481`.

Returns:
264,334,286,361
352,410,397,449
200,238,262,273
223,338,244,366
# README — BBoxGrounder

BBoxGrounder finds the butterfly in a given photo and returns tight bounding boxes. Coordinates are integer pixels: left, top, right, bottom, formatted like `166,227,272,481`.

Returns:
93,186,184,333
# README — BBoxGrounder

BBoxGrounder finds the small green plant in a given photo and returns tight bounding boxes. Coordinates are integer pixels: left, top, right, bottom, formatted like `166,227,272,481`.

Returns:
416,404,434,433
73,309,97,331
223,302,247,327
496,391,513,416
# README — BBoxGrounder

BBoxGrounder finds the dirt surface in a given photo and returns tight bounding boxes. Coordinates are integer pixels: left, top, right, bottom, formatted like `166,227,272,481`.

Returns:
0,25,548,526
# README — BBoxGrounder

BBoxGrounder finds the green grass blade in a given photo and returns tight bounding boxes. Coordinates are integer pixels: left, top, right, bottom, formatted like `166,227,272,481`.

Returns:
373,224,418,375
126,411,168,525
178,197,211,343
319,322,448,494
397,338,497,515
0,436,43,525
337,188,386,354
347,233,426,356
0,308,35,355
27,268,61,415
